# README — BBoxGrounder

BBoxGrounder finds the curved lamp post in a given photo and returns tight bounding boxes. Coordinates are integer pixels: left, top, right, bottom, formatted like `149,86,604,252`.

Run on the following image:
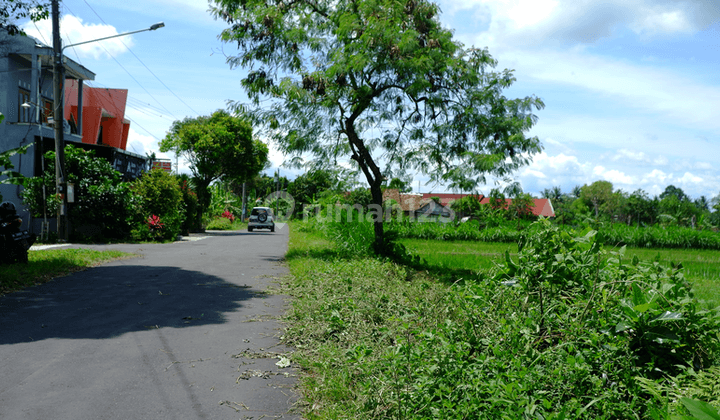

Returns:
51,0,163,240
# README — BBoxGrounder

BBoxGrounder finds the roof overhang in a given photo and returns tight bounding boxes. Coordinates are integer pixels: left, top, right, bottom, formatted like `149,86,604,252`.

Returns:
16,47,96,81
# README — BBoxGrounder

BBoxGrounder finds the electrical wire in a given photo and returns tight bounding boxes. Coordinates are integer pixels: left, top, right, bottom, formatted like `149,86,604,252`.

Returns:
80,0,201,117
60,3,177,119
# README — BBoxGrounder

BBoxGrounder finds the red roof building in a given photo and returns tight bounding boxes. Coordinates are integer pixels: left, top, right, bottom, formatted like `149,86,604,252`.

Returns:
478,197,555,217
64,80,130,150
383,189,556,218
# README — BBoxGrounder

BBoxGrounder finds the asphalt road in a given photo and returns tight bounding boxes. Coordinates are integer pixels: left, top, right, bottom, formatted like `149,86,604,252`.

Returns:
0,226,300,419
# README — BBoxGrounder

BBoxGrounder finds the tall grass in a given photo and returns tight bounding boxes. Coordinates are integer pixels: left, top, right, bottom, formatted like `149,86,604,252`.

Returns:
283,221,720,419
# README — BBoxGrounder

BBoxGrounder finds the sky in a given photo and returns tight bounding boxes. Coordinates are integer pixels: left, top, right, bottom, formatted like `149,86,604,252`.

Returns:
19,0,720,201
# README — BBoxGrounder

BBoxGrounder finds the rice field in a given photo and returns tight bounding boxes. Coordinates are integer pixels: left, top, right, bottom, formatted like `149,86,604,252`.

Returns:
400,238,720,306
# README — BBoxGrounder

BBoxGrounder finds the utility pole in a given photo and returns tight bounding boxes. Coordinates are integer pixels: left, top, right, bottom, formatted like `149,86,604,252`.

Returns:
51,0,68,241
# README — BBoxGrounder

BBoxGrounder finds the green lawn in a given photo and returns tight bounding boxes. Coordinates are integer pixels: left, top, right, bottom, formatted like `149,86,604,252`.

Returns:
0,248,136,296
400,238,720,305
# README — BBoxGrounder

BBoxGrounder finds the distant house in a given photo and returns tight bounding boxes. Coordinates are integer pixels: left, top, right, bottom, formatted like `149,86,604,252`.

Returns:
382,189,454,220
382,189,556,220
478,197,555,217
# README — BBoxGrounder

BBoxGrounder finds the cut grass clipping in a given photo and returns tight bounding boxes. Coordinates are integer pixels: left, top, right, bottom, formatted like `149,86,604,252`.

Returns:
0,249,136,295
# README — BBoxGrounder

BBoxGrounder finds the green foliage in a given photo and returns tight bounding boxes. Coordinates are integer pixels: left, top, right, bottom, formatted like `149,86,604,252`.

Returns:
287,169,333,211
386,177,412,193
344,188,373,210
449,194,482,217
178,174,200,234
581,180,614,217
284,220,720,419
1,0,50,36
0,144,29,201
212,0,543,252
1,248,133,295
160,110,268,221
22,145,133,242
207,182,242,222
130,169,183,241
205,216,233,230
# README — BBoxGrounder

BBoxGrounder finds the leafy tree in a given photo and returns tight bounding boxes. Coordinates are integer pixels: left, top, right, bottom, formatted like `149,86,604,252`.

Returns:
509,192,535,221
131,169,184,241
160,110,268,225
238,172,290,203
386,177,412,194
177,174,200,234
658,194,699,227
694,195,710,212
541,186,563,203
581,180,613,218
288,169,333,211
625,189,656,227
211,0,544,254
1,0,49,36
450,195,482,218
601,190,628,222
660,185,689,203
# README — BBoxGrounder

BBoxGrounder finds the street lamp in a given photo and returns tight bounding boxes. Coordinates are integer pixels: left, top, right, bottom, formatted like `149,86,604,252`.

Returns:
61,22,165,52
51,0,164,241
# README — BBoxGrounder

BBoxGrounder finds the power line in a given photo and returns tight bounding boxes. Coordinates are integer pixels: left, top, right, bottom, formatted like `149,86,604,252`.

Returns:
60,3,177,119
80,0,201,117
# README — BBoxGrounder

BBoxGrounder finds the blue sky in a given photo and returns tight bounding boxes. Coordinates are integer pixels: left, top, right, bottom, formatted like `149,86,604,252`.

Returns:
20,0,720,201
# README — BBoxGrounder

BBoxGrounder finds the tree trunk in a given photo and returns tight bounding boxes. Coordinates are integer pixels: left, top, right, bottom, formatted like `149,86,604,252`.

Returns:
369,180,385,255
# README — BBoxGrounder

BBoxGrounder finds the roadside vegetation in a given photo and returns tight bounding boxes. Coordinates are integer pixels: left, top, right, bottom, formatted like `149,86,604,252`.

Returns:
0,248,135,296
283,215,720,419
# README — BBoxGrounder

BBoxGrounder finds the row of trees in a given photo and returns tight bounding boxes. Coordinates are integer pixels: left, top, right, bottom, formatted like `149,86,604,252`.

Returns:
544,181,720,229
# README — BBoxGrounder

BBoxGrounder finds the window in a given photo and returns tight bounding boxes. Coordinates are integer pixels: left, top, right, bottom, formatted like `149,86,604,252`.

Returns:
42,100,53,125
18,89,31,123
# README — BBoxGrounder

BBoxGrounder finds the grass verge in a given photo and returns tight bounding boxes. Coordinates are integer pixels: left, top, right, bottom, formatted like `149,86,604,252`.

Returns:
284,223,720,419
0,248,136,296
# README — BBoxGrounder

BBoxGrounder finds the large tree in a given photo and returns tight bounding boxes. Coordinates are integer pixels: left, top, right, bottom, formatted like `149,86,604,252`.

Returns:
160,110,268,224
211,0,543,253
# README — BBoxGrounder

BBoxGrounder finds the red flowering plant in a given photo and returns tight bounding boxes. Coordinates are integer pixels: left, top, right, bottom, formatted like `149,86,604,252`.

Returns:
146,214,165,240
221,210,235,222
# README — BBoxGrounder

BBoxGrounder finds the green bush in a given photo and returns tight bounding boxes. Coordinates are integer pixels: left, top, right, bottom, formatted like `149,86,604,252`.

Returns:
178,174,200,234
382,220,720,418
205,217,232,230
130,169,184,241
22,145,133,242
286,219,720,419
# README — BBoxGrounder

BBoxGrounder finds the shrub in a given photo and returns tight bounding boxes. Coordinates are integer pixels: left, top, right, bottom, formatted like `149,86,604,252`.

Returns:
131,169,183,241
206,217,233,230
22,145,133,242
178,175,200,234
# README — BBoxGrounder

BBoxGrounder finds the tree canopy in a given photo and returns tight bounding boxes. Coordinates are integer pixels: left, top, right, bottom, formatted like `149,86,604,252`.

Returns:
211,0,544,252
1,0,49,36
160,110,268,222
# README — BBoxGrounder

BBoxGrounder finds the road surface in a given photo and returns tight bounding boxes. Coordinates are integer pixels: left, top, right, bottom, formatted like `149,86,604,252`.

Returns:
0,227,300,419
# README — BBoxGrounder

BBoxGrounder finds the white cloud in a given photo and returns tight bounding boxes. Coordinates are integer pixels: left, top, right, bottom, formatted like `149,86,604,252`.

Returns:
678,171,703,184
613,149,648,162
446,0,718,48
642,169,670,184
22,15,133,59
506,50,720,135
125,128,156,157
